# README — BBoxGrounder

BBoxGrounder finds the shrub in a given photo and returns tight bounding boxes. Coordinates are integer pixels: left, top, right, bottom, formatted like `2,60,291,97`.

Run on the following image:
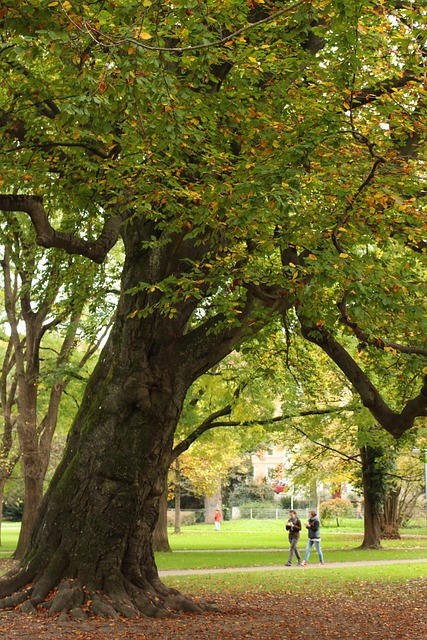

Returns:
166,510,196,526
2,499,23,521
319,498,354,526
228,480,276,506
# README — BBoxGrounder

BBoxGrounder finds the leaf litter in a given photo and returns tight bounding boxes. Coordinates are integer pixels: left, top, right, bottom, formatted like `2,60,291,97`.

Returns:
0,579,426,639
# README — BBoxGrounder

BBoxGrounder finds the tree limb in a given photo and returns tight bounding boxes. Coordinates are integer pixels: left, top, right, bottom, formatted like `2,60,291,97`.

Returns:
64,0,306,54
171,404,233,462
172,403,352,461
0,195,124,263
299,319,427,438
338,294,427,357
287,422,361,463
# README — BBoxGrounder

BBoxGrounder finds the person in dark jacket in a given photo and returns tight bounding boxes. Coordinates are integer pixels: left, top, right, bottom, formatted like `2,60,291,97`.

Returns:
285,510,302,566
301,510,324,566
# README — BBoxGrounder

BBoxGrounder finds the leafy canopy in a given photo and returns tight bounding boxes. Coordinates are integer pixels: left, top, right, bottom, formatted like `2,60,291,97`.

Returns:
0,0,426,437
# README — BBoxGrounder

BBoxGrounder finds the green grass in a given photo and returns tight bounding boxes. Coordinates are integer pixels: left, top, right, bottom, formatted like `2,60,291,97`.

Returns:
0,522,21,555
166,519,427,550
2,519,426,577
156,519,427,570
156,547,427,571
162,563,427,595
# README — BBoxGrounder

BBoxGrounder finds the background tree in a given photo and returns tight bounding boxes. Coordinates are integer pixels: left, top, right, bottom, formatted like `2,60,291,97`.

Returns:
380,441,427,539
0,0,426,619
0,214,117,556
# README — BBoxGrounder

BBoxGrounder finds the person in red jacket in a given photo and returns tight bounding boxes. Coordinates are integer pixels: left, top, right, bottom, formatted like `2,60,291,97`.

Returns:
214,508,222,531
285,510,302,566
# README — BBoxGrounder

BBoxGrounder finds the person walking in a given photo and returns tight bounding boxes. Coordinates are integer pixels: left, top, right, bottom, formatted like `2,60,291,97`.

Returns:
301,510,324,566
214,508,222,531
285,509,302,566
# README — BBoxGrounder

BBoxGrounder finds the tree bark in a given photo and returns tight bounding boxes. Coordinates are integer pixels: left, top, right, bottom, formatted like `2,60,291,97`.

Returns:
153,488,172,553
0,480,5,546
380,490,401,539
174,461,181,535
0,228,257,618
358,446,385,550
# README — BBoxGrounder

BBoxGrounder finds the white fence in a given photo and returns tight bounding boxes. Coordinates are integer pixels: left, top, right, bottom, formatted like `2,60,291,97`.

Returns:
168,506,364,524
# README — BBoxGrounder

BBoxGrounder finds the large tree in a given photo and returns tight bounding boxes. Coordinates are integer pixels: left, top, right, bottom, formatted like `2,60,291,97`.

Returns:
0,0,426,619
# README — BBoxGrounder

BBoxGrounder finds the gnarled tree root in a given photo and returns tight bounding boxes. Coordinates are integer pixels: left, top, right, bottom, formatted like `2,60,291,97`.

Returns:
0,570,220,620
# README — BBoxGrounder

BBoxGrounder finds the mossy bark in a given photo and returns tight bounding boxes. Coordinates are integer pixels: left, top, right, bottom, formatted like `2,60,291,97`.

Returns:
0,227,252,618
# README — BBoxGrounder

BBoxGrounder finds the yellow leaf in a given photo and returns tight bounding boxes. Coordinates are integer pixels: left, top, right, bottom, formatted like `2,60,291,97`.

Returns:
48,1,59,6
384,346,397,356
308,253,317,260
138,31,152,40
339,252,349,258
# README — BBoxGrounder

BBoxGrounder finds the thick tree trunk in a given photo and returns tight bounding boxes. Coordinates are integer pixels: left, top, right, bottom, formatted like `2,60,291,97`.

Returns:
358,446,384,550
360,481,382,549
0,329,195,617
0,231,251,618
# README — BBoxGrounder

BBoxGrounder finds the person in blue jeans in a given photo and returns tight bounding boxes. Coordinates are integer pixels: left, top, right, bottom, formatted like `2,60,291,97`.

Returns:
302,510,324,566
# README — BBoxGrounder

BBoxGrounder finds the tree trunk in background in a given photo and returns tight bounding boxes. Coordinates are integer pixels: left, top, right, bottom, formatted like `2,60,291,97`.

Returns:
153,489,172,553
380,490,401,539
204,487,222,524
0,481,5,546
358,446,385,549
174,461,181,535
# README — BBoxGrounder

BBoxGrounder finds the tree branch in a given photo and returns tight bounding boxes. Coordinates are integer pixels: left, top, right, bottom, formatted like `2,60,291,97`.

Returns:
171,403,352,461
338,294,427,357
171,404,232,462
350,73,419,109
332,127,385,254
287,422,361,464
0,195,124,263
63,0,306,54
299,319,427,438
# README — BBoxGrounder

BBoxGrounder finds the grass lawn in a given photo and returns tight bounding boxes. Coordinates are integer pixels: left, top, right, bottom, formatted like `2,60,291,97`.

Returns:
156,519,427,570
0,522,21,555
163,563,427,595
2,519,426,575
